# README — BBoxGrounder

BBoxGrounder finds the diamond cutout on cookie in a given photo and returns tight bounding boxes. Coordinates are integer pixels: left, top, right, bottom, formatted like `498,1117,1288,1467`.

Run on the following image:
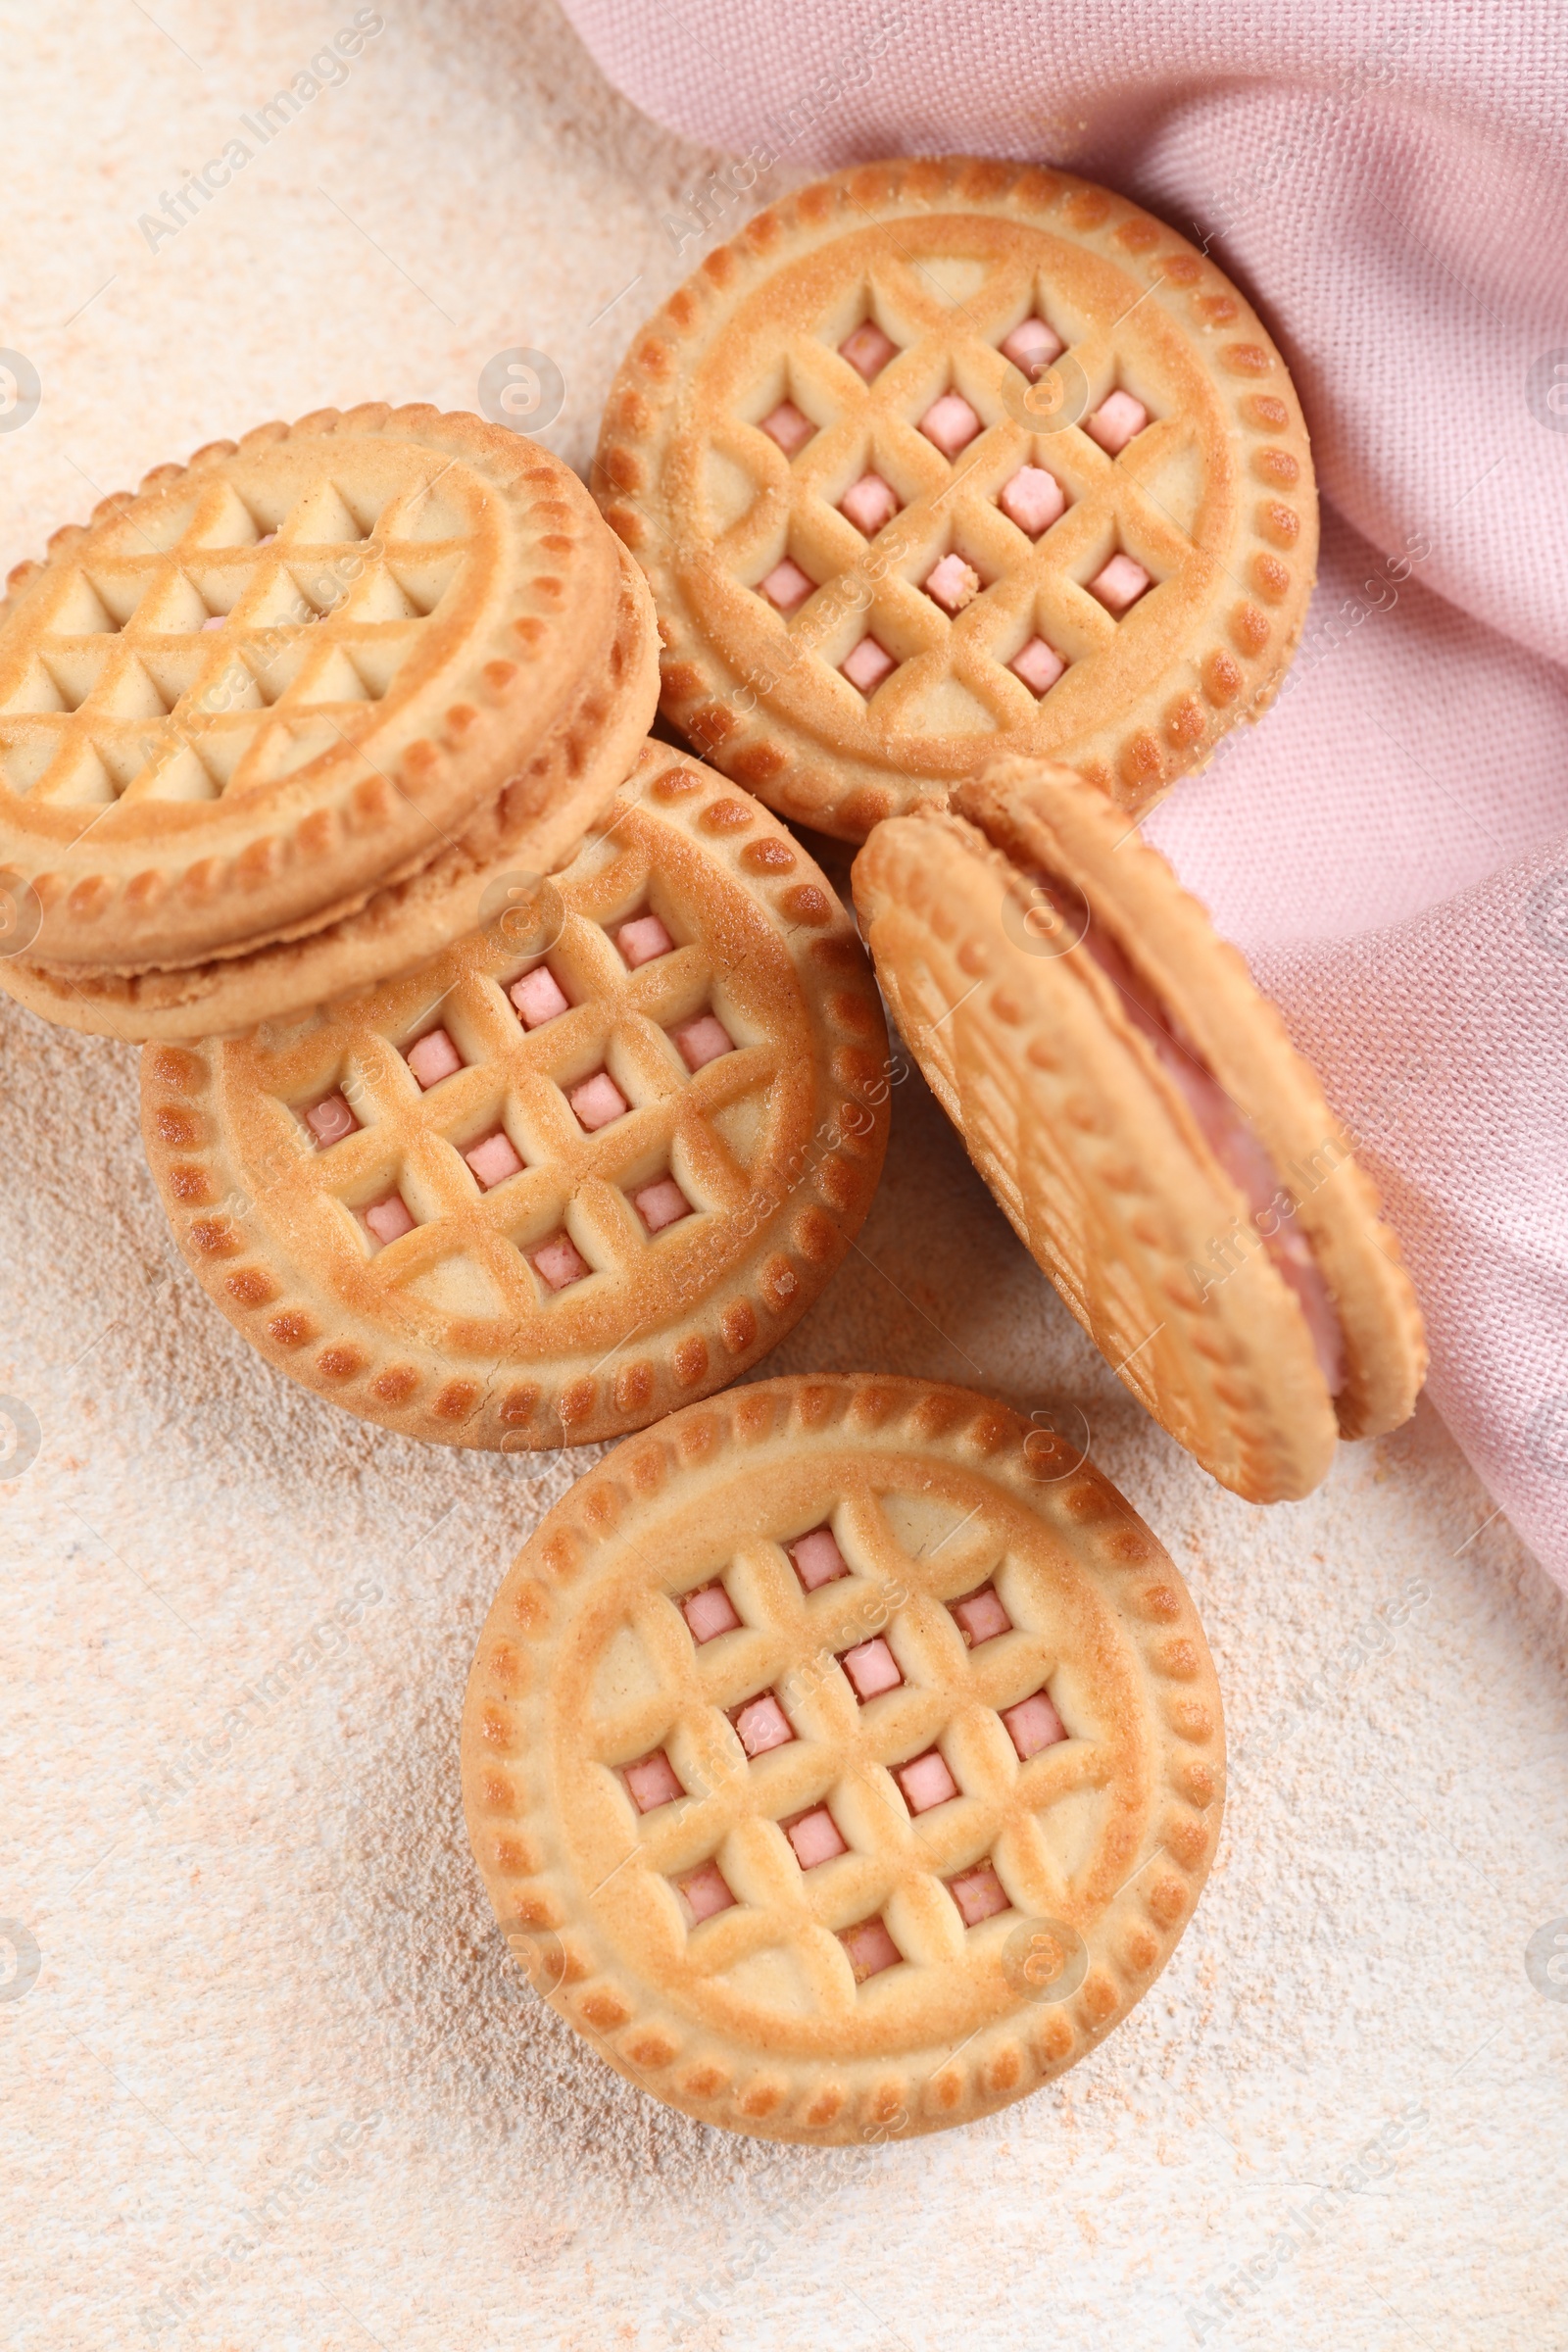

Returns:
1000,317,1064,377
788,1525,849,1592
364,1192,416,1247
304,1090,358,1148
568,1070,630,1132
405,1027,464,1090
783,1804,847,1870
947,1858,1011,1927
730,1689,795,1758
759,401,816,458
917,391,983,460
674,1860,736,1925
895,1747,958,1815
615,912,675,968
759,557,815,616
680,1581,741,1644
1087,554,1152,616
1085,389,1149,455
633,1175,692,1234
840,1914,901,1983
922,553,983,615
510,966,571,1029
530,1231,590,1292
623,1747,684,1813
1008,636,1067,697
670,1011,733,1072
840,635,897,696
839,472,901,537
465,1130,523,1191
839,1636,903,1702
838,320,899,380
999,465,1066,538
1001,1688,1068,1760
950,1583,1011,1647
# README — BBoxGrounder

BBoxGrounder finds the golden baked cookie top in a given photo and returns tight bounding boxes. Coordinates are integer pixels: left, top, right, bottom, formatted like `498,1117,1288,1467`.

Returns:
853,761,1427,1502
0,405,636,969
463,1376,1225,2142
596,155,1317,840
140,747,890,1449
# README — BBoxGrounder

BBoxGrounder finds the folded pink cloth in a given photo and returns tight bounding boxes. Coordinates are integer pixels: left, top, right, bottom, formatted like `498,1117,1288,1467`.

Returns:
564,0,1568,1584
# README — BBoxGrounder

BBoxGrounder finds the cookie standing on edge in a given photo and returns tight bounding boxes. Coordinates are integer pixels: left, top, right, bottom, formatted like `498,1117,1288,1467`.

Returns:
462,1375,1224,2143
139,747,890,1448
0,405,659,1038
853,761,1427,1503
596,155,1317,841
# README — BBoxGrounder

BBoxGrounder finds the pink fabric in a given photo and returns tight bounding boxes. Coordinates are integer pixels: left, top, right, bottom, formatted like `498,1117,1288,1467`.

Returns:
562,0,1568,1587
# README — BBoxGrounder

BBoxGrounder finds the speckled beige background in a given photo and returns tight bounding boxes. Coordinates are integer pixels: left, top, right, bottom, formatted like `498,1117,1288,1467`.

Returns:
3,5,1566,2347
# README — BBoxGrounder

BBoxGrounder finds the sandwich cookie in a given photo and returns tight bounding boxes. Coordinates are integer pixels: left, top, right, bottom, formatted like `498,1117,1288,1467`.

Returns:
0,405,659,1036
462,1374,1224,2142
140,746,890,1448
852,762,1426,1502
596,155,1316,841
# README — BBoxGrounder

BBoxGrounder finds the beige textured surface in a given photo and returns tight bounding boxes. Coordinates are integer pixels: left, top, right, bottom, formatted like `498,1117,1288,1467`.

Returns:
3,5,1566,2347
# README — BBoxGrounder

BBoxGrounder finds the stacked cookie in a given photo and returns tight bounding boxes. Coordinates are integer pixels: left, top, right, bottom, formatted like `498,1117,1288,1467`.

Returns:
2,158,1435,2145
0,405,659,1039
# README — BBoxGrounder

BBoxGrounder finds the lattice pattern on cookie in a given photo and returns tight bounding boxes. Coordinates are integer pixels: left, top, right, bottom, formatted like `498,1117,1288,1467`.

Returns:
245,870,775,1325
0,457,471,808
709,265,1196,738
580,1487,1125,2016
464,1380,1227,2142
599,158,1318,833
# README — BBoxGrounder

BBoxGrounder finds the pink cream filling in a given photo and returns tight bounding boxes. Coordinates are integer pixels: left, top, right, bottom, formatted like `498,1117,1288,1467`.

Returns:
624,1748,684,1812
364,1193,415,1247
896,1747,958,1814
531,1232,589,1292
948,1858,1011,1927
568,1070,629,1132
511,966,571,1029
676,1860,735,1923
633,1175,692,1234
406,1027,463,1089
785,1804,847,1868
1002,1689,1067,1760
918,391,983,459
670,1011,733,1072
789,1525,849,1591
305,1091,357,1147
840,1636,903,1701
681,1581,741,1643
923,552,983,614
840,471,900,536
466,1130,523,1190
732,1690,795,1757
616,912,676,968
841,1915,901,1981
951,1583,1011,1646
839,320,899,380
1070,906,1348,1396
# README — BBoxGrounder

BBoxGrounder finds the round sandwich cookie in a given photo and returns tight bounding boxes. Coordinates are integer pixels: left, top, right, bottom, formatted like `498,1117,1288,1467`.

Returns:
0,404,659,1035
595,155,1316,842
852,761,1427,1504
462,1375,1224,2144
139,745,890,1449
